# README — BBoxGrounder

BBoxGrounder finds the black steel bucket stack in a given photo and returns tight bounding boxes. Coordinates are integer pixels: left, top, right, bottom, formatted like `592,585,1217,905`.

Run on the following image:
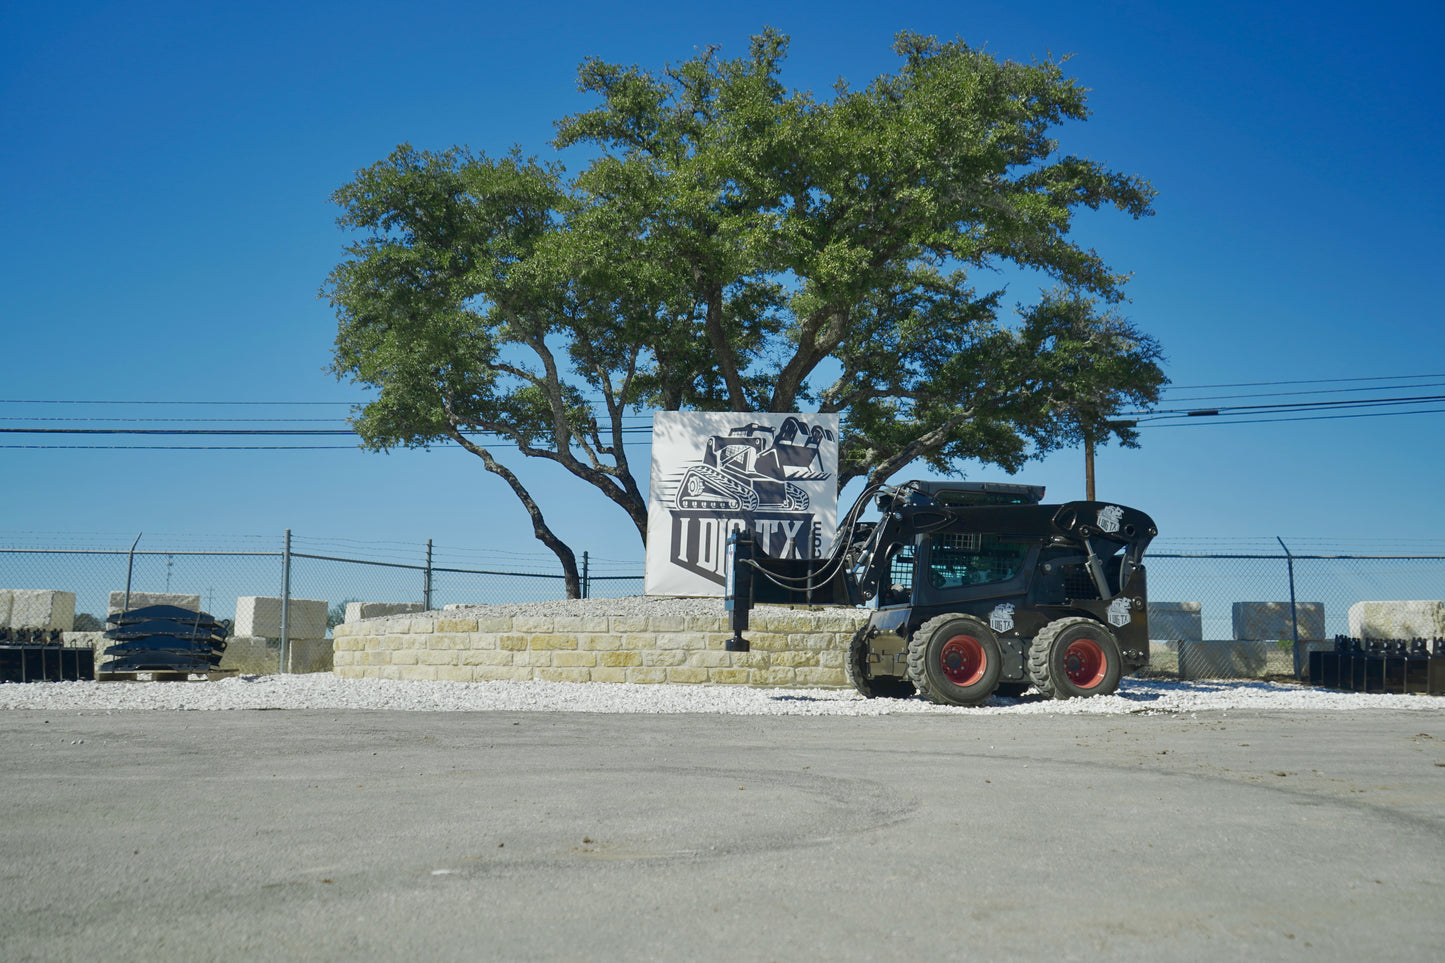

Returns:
1308,635,1445,695
0,627,96,682
99,605,231,680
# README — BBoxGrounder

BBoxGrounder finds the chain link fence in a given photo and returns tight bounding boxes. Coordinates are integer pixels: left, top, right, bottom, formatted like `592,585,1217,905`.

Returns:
0,532,643,633
1144,552,1445,678
2,532,1442,680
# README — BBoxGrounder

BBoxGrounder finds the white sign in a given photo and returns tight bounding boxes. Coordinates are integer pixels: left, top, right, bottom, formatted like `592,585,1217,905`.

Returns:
644,412,840,597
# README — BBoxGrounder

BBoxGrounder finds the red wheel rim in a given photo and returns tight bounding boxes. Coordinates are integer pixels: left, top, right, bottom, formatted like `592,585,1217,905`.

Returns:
939,635,986,687
1063,638,1107,689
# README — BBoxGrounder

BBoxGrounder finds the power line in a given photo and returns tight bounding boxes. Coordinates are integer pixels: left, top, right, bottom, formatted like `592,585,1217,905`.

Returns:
0,417,345,423
1138,407,1445,427
1160,373,1445,391
1158,381,1445,403
0,445,363,450
1129,393,1445,420
0,428,356,436
0,399,359,405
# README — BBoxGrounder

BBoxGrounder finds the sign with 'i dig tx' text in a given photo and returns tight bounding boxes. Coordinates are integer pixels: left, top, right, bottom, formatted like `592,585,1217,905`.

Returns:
644,412,839,597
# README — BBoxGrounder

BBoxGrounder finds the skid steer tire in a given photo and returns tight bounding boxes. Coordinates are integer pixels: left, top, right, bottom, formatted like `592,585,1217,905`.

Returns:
845,626,915,699
907,614,1002,707
1027,617,1123,700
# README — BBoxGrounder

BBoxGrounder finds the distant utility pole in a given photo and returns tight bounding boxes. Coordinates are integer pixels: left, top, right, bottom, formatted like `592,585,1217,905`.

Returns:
1085,420,1138,501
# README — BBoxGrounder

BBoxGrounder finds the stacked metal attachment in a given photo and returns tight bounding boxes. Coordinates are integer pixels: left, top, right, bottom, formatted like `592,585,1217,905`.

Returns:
1308,635,1445,695
0,628,95,682
0,627,66,644
99,605,231,680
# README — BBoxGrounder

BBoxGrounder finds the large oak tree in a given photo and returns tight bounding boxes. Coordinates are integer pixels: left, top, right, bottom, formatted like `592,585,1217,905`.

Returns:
326,30,1166,595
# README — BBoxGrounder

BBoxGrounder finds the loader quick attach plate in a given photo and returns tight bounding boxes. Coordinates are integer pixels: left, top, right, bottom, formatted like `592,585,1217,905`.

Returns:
1307,636,1445,695
98,605,232,681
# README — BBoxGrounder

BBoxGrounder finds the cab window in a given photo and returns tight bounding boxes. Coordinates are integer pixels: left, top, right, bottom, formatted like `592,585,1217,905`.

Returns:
927,532,1030,589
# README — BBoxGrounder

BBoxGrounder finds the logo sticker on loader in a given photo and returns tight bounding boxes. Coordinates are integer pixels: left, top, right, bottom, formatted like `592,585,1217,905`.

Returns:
1107,597,1133,627
1097,505,1124,534
989,603,1016,634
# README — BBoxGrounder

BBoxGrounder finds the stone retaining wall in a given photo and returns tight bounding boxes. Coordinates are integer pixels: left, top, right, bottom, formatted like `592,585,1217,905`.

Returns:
332,606,871,686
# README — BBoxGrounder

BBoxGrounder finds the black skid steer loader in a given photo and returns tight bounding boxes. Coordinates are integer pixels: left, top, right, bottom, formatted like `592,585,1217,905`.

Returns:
725,480,1156,706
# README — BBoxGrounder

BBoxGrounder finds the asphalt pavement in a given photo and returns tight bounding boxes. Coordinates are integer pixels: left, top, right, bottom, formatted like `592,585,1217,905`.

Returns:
3,706,1443,961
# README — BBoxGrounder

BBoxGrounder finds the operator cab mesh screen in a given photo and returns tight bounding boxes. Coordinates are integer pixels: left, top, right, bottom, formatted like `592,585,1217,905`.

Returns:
928,533,1030,588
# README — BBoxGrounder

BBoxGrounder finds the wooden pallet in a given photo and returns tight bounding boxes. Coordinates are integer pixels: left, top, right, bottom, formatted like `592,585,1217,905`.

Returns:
96,669,239,683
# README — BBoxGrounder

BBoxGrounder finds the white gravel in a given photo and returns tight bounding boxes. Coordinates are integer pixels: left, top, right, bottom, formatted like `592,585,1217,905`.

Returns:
9,600,1442,716
2,675,1442,715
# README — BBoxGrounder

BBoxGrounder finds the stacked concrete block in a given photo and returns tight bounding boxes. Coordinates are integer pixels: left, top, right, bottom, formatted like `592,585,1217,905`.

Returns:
5,590,75,631
230,597,333,674
233,597,329,639
333,606,872,686
345,601,425,623
1139,602,1202,675
218,637,279,675
1231,601,1325,641
285,639,335,673
1147,602,1203,644
217,636,335,674
107,592,201,616
1347,600,1445,640
0,590,10,628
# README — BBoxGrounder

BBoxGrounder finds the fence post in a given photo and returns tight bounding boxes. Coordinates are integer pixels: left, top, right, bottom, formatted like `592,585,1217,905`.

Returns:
582,551,590,599
123,532,142,612
1277,537,1301,678
424,539,433,611
280,529,292,675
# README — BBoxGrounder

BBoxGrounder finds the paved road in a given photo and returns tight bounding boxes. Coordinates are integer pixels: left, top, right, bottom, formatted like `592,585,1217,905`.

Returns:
3,707,1443,961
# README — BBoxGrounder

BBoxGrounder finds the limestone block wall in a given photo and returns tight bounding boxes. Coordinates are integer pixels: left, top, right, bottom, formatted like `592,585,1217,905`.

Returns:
345,601,424,623
332,606,871,686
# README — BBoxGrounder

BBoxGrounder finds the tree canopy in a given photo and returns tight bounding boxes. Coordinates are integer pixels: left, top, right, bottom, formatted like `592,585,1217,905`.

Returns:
326,29,1167,594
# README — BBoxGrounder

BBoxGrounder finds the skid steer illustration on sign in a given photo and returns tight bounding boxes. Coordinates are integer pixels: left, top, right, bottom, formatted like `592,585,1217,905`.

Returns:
673,417,834,513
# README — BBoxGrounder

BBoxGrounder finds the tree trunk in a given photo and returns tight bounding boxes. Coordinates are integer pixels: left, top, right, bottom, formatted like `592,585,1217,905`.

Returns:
448,428,583,598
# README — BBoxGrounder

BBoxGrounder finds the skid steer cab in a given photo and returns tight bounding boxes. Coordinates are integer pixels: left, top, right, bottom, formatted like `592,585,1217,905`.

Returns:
724,480,1157,706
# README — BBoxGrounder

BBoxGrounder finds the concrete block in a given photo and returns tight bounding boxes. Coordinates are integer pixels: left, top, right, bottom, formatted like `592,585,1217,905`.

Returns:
234,597,328,639
9,590,75,631
1231,601,1324,641
1179,640,1273,680
218,637,280,675
1347,600,1445,640
62,631,108,677
344,601,425,623
215,637,332,674
108,592,201,616
286,639,334,674
1148,602,1203,642
0,590,11,628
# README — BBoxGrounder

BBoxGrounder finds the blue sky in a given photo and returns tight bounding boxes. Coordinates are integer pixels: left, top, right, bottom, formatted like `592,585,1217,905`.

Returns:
2,0,1443,567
